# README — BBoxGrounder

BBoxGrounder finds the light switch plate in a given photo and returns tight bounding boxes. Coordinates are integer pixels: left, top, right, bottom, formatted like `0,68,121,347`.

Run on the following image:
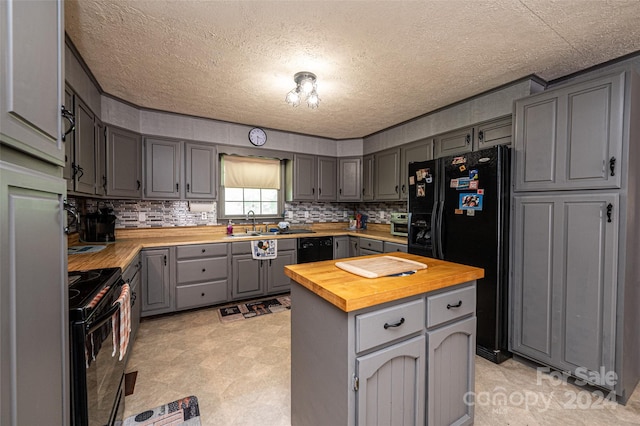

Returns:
304,211,309,218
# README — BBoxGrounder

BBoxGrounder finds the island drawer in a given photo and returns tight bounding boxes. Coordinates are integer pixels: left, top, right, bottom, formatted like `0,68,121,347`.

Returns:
176,280,227,310
356,299,424,353
177,257,228,284
177,243,227,259
426,285,475,328
359,238,384,253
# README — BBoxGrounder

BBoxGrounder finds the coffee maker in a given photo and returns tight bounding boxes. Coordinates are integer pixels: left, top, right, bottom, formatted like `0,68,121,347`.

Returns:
79,205,116,242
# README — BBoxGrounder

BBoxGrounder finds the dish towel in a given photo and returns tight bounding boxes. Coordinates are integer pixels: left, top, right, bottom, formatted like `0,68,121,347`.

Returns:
251,239,277,260
112,283,131,361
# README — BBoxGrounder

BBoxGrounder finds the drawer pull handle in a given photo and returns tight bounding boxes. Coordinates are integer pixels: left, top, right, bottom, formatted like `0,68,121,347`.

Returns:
447,300,463,309
384,318,405,329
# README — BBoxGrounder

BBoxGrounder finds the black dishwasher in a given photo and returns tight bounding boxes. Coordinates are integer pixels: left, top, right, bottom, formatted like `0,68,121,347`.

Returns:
297,236,334,263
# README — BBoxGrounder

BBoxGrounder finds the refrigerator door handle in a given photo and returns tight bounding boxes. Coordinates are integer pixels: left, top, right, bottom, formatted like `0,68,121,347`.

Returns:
433,199,445,259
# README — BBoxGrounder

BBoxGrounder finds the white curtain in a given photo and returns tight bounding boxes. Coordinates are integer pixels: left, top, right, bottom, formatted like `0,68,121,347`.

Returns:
222,155,281,189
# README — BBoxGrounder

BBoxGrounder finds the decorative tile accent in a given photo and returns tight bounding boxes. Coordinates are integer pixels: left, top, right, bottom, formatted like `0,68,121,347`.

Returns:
68,197,407,229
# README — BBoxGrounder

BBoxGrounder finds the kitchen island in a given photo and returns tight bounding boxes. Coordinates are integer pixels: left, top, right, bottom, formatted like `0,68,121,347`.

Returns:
284,252,484,426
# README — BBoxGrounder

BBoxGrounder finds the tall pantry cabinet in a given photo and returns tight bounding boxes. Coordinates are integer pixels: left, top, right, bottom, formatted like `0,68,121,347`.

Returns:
510,70,640,402
0,0,69,425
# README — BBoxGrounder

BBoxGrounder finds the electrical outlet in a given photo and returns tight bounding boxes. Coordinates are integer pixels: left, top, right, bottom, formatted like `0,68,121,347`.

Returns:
287,211,293,219
201,212,208,220
343,211,348,218
304,211,309,219
379,211,385,219
138,212,146,222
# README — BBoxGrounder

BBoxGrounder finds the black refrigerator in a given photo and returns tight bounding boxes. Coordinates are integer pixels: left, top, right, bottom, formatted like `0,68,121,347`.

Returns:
407,145,511,364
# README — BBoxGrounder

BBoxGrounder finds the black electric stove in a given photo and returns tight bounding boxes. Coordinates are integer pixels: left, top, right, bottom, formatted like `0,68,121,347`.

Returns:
68,267,122,320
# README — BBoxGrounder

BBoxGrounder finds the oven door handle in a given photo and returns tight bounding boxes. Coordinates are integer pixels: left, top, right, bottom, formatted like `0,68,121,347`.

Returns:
86,303,120,335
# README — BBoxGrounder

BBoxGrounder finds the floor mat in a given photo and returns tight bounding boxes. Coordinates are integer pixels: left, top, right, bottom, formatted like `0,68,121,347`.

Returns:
217,294,291,323
123,395,200,425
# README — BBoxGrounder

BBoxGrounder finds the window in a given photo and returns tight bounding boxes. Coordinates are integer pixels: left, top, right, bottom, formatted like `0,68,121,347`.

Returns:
220,155,282,218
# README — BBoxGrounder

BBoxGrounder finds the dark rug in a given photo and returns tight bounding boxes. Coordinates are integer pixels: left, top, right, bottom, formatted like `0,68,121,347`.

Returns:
217,294,291,323
125,371,138,396
123,395,200,425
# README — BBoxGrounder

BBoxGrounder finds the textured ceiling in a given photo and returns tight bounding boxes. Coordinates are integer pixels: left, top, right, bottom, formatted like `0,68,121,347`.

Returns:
65,0,640,140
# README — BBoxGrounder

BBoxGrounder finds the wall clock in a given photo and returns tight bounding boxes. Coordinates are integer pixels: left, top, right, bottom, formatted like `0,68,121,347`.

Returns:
248,127,267,146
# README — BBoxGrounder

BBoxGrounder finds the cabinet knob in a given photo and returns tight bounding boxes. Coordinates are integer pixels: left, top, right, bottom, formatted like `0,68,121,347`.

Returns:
201,292,205,297
201,249,206,253
202,268,206,272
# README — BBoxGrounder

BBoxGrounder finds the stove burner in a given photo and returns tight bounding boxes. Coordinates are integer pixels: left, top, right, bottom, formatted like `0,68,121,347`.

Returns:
69,288,81,299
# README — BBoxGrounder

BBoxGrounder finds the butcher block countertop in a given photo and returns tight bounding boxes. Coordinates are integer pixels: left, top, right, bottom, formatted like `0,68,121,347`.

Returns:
67,223,406,272
284,252,484,312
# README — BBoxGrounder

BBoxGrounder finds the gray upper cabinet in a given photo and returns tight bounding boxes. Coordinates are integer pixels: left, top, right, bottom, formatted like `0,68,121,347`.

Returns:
95,119,107,197
511,193,618,388
63,87,75,191
185,142,217,199
144,137,181,199
362,154,375,201
0,0,64,166
374,148,401,200
434,126,473,158
400,139,433,200
338,157,362,201
317,156,337,201
73,97,97,195
476,116,512,149
106,126,142,198
286,154,336,202
514,72,624,192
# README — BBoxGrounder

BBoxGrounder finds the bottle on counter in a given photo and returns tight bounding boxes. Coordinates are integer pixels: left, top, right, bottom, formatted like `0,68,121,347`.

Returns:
227,220,233,235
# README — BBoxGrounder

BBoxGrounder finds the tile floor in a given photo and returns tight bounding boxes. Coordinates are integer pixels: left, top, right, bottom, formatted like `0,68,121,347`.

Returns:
124,305,640,425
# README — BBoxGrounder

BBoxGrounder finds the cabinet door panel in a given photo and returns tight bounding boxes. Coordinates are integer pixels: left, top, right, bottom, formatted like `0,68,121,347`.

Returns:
317,156,337,201
95,120,107,196
514,97,559,190
374,149,400,200
476,116,512,149
434,127,473,158
141,249,171,314
63,88,75,190
362,155,375,201
292,154,316,200
107,127,142,198
74,99,96,194
427,317,475,426
560,195,618,385
145,138,181,199
1,0,64,164
186,143,216,199
511,197,555,361
338,157,361,201
232,254,263,299
565,76,623,189
267,250,296,294
357,336,425,426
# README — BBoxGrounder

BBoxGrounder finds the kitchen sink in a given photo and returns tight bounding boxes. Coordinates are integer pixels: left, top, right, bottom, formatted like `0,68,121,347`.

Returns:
226,229,315,238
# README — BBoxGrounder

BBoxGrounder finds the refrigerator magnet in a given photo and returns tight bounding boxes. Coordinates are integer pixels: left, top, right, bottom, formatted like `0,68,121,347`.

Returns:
469,180,479,190
459,193,483,211
456,177,470,190
477,189,485,195
459,165,467,172
416,183,426,197
452,156,466,165
450,178,459,188
466,209,475,216
454,209,463,215
409,176,415,185
469,169,478,180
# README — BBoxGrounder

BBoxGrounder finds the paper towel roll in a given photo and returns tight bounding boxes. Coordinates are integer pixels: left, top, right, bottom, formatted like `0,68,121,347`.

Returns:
189,202,215,213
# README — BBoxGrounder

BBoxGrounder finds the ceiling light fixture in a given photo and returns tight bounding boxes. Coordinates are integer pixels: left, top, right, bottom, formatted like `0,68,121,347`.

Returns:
285,71,320,109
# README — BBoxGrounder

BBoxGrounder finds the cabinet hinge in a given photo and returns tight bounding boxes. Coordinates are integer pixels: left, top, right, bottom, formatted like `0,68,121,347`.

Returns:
352,374,359,392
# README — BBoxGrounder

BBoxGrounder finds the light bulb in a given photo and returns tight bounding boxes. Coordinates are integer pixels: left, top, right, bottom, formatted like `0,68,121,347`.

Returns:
300,78,314,94
286,89,301,106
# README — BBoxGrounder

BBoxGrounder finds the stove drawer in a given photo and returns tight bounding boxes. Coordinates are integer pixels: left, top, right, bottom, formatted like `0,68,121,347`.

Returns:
177,257,227,284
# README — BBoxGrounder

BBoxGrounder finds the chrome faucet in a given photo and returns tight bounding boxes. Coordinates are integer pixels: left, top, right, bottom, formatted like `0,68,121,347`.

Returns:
246,210,256,231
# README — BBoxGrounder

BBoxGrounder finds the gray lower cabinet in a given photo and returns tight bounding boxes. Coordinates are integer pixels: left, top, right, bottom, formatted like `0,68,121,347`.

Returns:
356,336,426,426
359,237,383,256
106,125,142,198
334,236,349,259
122,255,141,364
232,239,296,299
511,193,618,386
0,154,68,426
290,281,477,426
349,236,359,257
383,241,407,253
175,243,229,310
141,248,173,316
427,317,475,426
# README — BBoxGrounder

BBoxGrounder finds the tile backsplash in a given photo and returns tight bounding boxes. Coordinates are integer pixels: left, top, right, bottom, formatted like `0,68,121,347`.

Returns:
69,197,408,229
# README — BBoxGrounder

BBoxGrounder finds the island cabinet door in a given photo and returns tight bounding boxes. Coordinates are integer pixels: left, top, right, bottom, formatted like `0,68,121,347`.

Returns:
355,335,425,426
427,317,475,426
